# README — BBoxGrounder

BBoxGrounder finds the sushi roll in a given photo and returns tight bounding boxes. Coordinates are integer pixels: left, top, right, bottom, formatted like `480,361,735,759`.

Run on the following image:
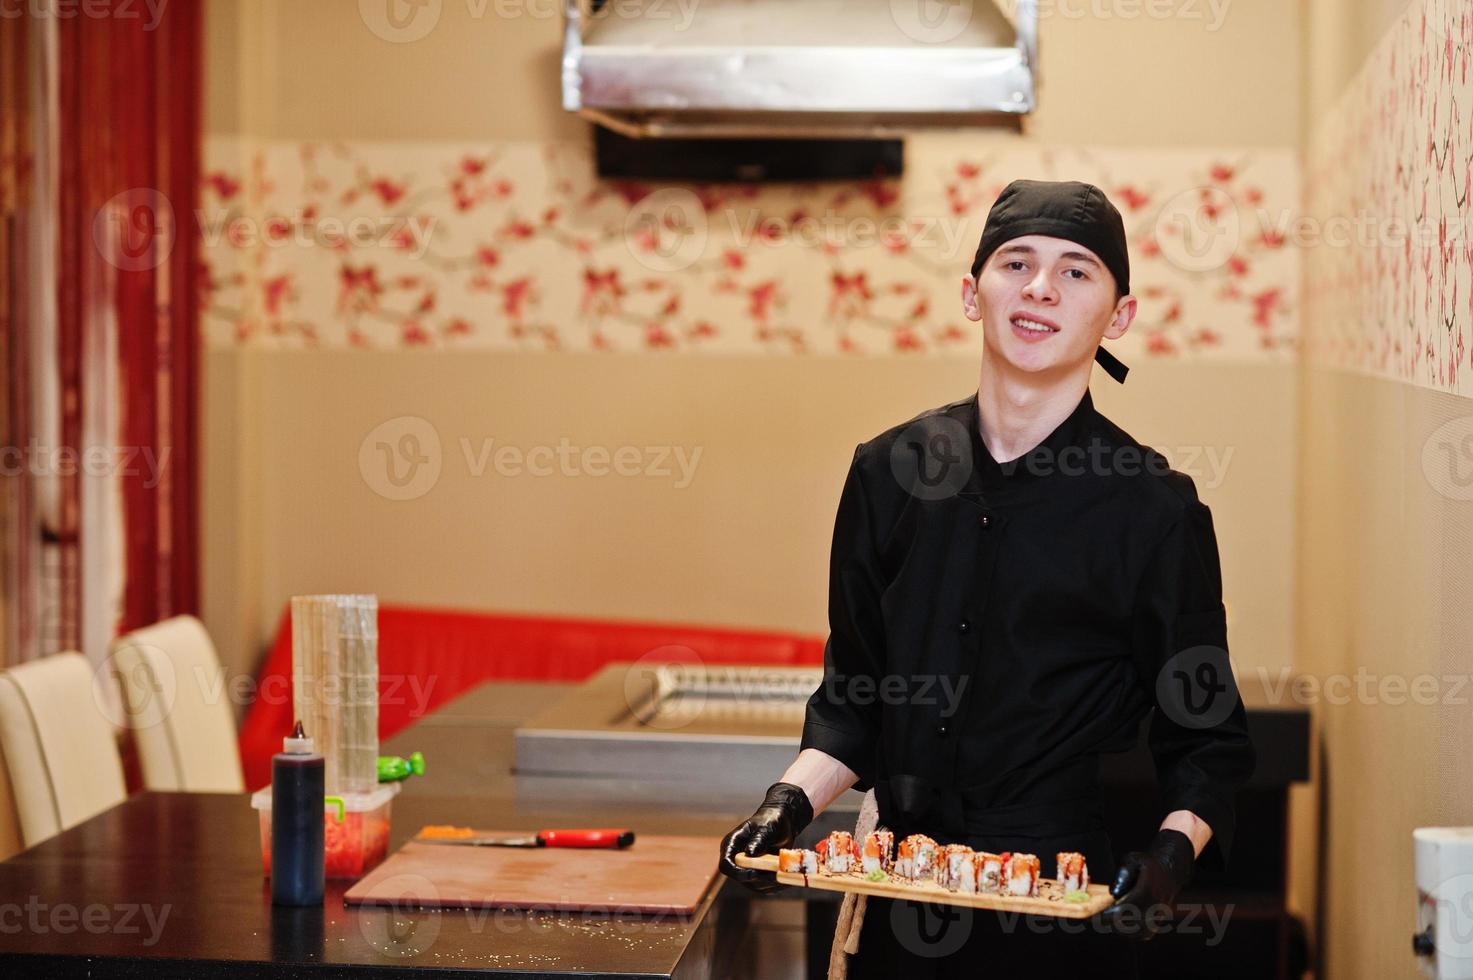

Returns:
956,855,978,894
894,838,914,880
916,836,939,880
974,852,1005,892
823,831,857,874
862,830,895,875
941,844,975,891
1004,852,1040,897
895,834,938,882
778,848,818,875
1056,851,1089,892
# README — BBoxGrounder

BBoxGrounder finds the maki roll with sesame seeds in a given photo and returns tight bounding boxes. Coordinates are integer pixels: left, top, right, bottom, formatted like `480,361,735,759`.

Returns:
862,829,894,875
1003,852,1040,897
1056,851,1089,892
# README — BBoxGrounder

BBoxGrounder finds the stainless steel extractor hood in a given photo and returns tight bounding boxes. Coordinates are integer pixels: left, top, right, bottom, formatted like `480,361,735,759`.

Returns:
562,0,1038,138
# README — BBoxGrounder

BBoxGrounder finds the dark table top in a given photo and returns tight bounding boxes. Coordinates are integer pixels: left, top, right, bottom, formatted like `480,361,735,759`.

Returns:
0,682,757,980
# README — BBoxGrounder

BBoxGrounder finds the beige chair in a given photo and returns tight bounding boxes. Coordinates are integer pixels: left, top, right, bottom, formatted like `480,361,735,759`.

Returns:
109,615,245,793
0,651,128,848
0,739,24,861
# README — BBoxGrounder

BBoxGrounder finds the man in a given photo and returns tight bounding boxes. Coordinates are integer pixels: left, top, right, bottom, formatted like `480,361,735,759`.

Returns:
718,180,1256,976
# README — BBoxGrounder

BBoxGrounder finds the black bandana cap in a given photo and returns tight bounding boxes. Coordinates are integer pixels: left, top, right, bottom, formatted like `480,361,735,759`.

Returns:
970,179,1132,383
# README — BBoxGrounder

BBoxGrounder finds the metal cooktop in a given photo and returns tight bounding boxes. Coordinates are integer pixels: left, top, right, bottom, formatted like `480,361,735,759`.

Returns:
513,662,825,793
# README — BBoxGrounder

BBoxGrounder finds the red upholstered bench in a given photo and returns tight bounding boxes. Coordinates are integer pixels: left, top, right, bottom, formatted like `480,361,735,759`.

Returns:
237,604,825,789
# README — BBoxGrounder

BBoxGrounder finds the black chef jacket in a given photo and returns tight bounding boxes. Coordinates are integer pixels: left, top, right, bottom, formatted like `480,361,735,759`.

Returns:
801,387,1256,872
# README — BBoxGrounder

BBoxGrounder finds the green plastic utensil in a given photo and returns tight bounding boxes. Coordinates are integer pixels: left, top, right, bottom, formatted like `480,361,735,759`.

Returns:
377,751,425,783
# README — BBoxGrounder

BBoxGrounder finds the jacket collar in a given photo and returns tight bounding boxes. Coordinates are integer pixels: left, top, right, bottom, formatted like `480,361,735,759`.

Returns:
950,387,1098,496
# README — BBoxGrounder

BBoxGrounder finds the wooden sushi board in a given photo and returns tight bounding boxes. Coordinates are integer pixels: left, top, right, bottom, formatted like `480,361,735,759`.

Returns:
345,833,721,914
734,854,1115,919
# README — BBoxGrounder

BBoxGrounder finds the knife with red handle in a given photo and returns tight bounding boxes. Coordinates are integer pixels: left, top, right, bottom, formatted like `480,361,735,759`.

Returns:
538,828,635,848
416,827,636,849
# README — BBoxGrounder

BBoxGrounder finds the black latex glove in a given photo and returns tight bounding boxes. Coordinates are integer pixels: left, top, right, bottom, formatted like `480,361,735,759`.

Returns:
1099,829,1196,941
718,782,814,895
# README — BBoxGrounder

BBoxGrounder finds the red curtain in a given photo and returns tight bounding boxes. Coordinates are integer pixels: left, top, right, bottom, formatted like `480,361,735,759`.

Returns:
0,15,36,662
90,2,204,630
1,2,201,666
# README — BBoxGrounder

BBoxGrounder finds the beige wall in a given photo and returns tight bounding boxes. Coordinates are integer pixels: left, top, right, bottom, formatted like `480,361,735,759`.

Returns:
205,350,1294,660
1296,1,1473,977
1300,0,1406,132
1296,368,1473,978
200,0,1304,676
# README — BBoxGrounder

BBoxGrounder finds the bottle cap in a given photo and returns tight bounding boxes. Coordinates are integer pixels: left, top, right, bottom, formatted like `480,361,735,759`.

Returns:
282,720,316,754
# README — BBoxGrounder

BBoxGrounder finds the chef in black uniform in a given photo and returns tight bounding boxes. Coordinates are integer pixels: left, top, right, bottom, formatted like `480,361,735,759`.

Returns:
718,180,1256,978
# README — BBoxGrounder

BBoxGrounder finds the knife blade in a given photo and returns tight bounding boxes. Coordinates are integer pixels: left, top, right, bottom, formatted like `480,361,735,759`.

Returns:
415,827,636,849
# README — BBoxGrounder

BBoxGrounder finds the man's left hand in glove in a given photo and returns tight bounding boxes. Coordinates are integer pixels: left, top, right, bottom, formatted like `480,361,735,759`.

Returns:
1098,828,1196,941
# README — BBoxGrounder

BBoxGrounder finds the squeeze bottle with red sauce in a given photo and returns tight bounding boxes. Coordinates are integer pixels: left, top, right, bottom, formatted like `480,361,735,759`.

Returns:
271,721,325,906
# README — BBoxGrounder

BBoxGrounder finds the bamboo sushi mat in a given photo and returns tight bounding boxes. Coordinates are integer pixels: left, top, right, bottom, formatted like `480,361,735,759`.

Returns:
734,854,1115,919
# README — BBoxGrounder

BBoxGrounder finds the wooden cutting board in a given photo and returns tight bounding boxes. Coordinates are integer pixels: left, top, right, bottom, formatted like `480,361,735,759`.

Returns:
735,854,1115,919
344,832,720,914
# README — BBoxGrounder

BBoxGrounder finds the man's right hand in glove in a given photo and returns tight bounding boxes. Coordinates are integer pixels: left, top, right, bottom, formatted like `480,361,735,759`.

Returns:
718,781,815,894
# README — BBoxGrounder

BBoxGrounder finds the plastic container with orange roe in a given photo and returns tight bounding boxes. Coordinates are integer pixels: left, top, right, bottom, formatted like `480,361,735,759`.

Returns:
251,782,399,880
